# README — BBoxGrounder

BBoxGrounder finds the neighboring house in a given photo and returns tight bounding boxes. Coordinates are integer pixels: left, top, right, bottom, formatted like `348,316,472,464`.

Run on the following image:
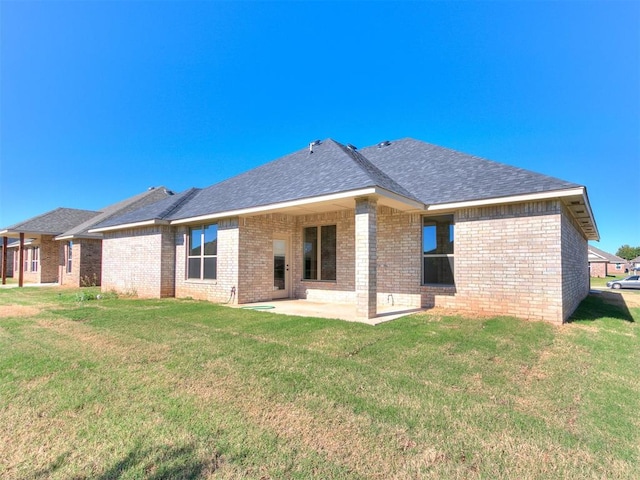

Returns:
92,138,598,325
0,188,173,287
588,245,628,277
631,256,640,273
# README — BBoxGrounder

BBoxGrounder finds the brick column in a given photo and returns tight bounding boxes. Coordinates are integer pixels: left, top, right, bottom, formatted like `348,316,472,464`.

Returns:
355,197,377,319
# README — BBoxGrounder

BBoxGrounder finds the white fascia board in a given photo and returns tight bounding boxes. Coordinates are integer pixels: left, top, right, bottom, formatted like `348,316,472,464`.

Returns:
580,187,600,240
88,219,169,233
426,187,587,211
171,187,424,225
55,234,100,241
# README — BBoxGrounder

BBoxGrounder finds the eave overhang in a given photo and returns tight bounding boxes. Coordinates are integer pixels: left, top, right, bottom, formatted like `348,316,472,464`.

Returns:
170,187,425,226
89,219,170,234
426,187,599,241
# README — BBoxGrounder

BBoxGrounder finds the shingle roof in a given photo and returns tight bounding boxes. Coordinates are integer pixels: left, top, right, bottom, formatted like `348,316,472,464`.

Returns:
1,208,100,236
360,138,579,205
56,187,174,239
91,188,201,230
167,139,419,220
588,245,627,263
96,137,587,229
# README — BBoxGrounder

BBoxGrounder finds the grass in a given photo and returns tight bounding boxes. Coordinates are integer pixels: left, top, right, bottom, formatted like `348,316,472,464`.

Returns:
1,287,639,479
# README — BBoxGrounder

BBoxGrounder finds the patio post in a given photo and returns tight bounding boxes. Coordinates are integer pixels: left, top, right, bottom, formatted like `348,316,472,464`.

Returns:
1,236,7,285
18,233,24,287
355,196,378,319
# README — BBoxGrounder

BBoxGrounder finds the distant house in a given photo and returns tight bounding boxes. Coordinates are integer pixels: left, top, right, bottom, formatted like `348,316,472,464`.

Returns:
631,256,640,273
0,188,173,287
92,138,598,325
588,245,628,277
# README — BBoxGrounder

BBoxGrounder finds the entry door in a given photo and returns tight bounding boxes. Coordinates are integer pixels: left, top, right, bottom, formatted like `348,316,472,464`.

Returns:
273,238,290,299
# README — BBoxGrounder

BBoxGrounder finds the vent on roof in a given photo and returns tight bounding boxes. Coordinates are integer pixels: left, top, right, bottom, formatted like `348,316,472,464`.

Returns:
377,140,391,148
309,139,321,154
148,186,156,190
346,144,357,150
163,188,174,195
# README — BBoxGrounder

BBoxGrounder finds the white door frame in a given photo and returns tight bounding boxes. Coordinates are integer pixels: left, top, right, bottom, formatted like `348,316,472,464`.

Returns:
272,235,291,299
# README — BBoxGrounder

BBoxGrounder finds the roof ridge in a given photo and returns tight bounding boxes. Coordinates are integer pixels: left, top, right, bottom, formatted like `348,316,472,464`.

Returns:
2,207,100,230
331,141,419,200
158,187,201,219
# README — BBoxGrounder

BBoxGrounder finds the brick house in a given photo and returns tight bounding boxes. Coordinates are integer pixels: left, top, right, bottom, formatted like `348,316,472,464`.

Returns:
92,138,599,324
1,188,172,287
588,245,628,278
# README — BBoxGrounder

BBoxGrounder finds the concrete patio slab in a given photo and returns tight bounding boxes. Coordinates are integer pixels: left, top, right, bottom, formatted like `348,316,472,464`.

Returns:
230,299,425,325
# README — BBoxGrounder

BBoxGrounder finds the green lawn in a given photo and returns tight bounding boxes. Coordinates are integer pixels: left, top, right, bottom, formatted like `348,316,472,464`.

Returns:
1,287,638,479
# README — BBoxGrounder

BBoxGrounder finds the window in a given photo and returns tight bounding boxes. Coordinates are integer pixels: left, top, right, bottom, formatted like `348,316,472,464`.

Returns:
67,241,73,273
303,225,336,281
188,224,218,280
31,247,39,272
423,216,454,285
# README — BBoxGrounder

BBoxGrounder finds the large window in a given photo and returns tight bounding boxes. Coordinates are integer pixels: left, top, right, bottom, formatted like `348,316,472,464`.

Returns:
66,241,73,273
423,216,454,285
31,247,39,272
188,224,218,280
303,225,336,281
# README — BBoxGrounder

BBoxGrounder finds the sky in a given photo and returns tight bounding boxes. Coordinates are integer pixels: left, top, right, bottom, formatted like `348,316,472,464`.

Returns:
1,0,639,254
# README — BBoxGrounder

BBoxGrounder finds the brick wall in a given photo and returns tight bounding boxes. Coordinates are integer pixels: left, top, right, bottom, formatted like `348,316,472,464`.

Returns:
1,247,13,277
377,207,423,308
589,262,607,278
175,219,240,303
59,239,103,287
449,201,565,323
101,225,174,297
561,205,589,321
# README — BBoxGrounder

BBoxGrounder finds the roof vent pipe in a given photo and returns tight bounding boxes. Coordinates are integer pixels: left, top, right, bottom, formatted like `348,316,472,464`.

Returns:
377,140,391,148
309,139,321,154
346,143,357,150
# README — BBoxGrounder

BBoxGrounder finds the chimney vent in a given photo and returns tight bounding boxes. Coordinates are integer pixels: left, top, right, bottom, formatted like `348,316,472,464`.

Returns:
309,139,321,153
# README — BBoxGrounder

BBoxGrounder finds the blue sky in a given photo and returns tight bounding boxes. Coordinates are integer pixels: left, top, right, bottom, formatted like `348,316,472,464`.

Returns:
1,1,638,254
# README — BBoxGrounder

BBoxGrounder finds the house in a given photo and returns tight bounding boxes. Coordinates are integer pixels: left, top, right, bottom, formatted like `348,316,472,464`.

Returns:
0,188,173,287
91,138,599,325
588,245,628,277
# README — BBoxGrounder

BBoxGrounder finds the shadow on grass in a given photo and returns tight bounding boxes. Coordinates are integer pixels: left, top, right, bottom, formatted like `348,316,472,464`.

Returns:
569,292,635,323
31,443,222,480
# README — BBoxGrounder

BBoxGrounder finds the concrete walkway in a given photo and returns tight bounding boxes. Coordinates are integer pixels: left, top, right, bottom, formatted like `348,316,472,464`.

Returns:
0,282,59,289
231,299,425,325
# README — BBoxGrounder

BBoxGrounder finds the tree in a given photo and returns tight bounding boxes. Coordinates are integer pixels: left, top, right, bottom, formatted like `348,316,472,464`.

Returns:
615,245,640,261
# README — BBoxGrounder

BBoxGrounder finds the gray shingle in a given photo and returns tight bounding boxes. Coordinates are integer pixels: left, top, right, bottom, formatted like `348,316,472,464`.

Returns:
360,138,579,205
57,187,174,238
168,139,412,220
91,188,201,229
1,208,101,236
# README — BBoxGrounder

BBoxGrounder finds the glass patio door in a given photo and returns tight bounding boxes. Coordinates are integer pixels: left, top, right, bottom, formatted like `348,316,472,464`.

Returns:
273,238,290,299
